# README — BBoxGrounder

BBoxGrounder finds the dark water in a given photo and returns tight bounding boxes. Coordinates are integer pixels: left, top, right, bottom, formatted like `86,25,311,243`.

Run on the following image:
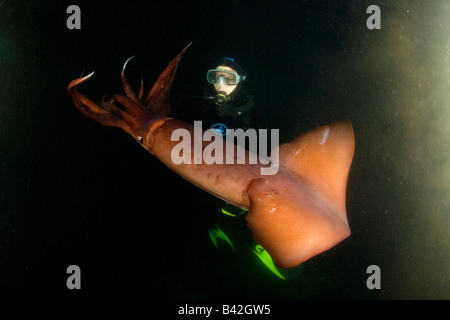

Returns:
0,0,448,299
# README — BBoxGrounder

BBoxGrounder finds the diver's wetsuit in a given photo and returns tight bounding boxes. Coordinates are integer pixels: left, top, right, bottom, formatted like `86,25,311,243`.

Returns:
200,87,255,131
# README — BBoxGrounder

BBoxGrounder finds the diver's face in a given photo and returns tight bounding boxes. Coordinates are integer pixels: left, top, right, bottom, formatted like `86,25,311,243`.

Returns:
213,65,238,95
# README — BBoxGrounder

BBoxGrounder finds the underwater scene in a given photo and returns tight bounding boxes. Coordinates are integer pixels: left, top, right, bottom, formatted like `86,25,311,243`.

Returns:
0,0,449,300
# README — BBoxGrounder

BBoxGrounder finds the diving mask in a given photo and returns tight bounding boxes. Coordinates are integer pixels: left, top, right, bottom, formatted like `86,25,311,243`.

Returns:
207,69,246,86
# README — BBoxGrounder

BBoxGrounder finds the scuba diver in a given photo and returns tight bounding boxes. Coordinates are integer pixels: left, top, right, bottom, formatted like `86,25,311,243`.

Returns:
188,58,282,277
195,57,255,134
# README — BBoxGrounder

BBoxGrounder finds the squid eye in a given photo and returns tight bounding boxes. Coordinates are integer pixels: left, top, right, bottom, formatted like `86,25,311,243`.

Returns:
138,136,143,143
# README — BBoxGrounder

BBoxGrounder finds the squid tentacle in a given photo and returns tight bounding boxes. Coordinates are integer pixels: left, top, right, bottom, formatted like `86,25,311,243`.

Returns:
68,42,193,145
68,68,155,142
120,56,143,107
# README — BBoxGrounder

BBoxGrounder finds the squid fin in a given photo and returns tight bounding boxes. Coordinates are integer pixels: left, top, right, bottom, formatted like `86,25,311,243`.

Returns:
246,121,355,268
